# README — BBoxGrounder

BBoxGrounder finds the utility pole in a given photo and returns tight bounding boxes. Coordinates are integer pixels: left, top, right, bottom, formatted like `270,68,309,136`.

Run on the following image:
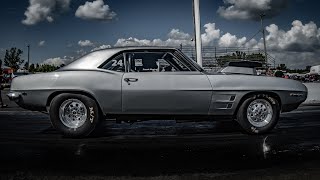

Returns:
260,14,268,68
27,44,30,71
193,0,203,67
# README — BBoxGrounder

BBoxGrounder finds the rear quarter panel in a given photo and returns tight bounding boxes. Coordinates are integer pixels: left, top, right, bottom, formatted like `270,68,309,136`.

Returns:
11,70,123,113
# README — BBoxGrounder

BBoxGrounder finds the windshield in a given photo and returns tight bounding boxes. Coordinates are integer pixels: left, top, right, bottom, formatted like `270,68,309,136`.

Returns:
175,50,204,72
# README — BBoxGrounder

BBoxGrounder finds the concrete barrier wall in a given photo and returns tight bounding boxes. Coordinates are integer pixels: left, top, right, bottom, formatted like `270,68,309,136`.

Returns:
302,83,320,105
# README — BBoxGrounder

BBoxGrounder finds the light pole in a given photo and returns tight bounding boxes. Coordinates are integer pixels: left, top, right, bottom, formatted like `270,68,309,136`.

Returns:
193,0,203,67
27,44,30,71
260,14,268,68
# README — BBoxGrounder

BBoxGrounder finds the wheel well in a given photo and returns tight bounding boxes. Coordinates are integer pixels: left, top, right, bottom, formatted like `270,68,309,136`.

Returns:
46,91,103,115
234,91,282,117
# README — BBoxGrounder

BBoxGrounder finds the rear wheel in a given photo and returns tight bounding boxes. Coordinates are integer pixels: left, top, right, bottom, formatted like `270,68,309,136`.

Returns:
49,93,100,137
237,94,280,134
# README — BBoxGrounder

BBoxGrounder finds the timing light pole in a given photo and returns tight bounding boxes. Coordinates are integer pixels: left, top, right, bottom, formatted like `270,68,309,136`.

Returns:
260,14,268,68
193,0,203,67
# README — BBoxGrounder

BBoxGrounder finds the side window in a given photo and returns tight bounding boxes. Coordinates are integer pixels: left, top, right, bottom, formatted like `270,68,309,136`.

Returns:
127,52,191,72
101,54,125,72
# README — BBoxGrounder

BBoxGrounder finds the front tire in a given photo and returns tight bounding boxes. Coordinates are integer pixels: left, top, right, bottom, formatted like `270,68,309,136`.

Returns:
49,93,100,138
237,94,280,134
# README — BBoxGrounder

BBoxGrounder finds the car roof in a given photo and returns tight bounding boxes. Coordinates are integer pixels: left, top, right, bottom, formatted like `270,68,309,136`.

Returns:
92,46,178,52
61,46,179,70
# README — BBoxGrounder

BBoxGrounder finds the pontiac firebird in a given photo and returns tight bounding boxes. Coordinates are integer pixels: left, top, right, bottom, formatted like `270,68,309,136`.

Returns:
7,47,307,137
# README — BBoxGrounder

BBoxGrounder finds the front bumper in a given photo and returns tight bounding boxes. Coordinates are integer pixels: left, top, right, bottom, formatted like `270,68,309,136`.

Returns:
282,102,302,112
281,91,308,112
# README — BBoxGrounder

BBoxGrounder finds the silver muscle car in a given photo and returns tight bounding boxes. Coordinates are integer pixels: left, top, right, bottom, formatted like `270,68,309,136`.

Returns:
7,47,307,137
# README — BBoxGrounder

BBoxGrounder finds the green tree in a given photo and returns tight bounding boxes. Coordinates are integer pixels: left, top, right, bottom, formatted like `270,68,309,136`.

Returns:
24,61,29,70
37,64,58,72
29,64,35,73
35,63,40,72
1,47,24,71
217,52,265,66
305,66,312,71
279,64,287,71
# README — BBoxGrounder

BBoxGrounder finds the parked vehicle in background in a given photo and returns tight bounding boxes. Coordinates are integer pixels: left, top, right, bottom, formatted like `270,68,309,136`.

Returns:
12,71,29,78
7,47,308,137
310,65,320,75
2,70,29,88
1,67,14,88
218,61,262,75
309,65,320,82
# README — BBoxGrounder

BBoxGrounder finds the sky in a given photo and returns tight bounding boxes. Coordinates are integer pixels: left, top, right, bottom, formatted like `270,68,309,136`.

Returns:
0,0,320,69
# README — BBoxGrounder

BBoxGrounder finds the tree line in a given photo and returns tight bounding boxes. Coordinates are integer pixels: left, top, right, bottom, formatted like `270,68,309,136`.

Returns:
0,47,61,73
217,51,265,66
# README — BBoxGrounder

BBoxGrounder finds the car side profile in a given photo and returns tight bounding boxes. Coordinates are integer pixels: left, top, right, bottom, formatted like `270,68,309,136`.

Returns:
8,47,308,137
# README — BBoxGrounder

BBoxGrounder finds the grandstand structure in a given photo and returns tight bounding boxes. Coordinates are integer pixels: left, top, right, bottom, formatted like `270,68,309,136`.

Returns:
180,46,276,71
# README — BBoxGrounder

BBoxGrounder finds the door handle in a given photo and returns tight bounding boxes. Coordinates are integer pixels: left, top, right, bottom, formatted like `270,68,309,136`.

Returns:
124,78,138,85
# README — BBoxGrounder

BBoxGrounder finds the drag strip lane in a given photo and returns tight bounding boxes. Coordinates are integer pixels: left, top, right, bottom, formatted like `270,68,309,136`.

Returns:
0,107,320,176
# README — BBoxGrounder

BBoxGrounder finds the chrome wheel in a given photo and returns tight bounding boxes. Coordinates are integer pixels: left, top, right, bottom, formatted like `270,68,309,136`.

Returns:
59,99,88,129
246,99,273,128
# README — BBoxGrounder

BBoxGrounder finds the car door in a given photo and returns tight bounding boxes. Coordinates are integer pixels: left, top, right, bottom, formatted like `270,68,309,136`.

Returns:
121,50,212,115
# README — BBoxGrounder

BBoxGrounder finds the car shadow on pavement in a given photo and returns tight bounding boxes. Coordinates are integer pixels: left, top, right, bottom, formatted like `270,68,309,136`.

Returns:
90,120,243,138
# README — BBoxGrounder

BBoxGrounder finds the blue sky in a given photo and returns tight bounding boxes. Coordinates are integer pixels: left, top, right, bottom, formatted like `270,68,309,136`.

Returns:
0,0,320,68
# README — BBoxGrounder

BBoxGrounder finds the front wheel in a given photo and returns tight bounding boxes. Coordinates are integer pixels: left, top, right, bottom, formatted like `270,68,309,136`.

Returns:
237,94,280,134
49,93,101,138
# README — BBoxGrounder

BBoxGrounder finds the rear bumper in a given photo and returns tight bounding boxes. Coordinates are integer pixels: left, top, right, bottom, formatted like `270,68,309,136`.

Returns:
7,91,46,112
7,92,22,101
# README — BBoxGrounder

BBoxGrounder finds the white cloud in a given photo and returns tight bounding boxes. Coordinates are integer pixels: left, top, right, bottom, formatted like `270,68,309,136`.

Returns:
245,39,259,49
201,23,220,46
115,23,221,47
168,29,191,40
78,40,94,47
265,20,320,52
44,20,320,69
213,20,320,67
271,51,320,69
22,0,71,25
217,0,287,21
76,49,87,56
75,0,116,21
38,40,45,46
114,37,193,47
42,56,74,66
218,33,247,47
91,44,111,51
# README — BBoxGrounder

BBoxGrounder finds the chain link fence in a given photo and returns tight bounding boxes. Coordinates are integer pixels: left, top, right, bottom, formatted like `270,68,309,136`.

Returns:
179,46,276,71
